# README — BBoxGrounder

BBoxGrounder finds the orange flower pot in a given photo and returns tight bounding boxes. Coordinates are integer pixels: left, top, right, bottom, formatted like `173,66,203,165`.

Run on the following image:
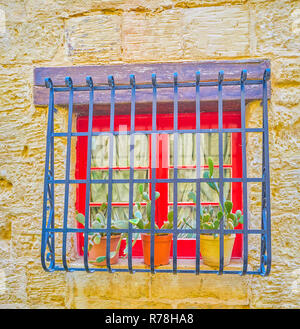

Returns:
88,235,121,266
141,233,172,266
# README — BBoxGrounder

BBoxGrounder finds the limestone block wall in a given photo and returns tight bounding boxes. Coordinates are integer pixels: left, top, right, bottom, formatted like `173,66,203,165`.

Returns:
0,0,299,309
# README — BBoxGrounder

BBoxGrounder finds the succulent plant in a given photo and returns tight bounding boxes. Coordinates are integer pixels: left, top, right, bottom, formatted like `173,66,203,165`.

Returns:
128,184,192,234
75,202,131,263
187,157,243,237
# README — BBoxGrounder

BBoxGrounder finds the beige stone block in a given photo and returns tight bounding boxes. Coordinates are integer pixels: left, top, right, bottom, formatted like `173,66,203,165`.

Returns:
71,296,172,309
176,298,249,309
253,0,300,56
272,57,300,84
67,271,151,302
182,6,250,58
173,0,248,7
150,273,249,303
0,262,27,305
25,262,67,307
122,10,184,62
0,18,64,65
65,14,122,64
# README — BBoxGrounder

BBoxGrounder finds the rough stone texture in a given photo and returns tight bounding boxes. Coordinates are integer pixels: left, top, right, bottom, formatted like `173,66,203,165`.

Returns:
65,15,122,64
0,0,299,309
182,6,250,58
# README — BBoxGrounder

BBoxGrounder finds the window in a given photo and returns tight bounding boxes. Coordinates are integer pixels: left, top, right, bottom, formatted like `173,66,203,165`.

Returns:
38,61,271,275
76,112,243,259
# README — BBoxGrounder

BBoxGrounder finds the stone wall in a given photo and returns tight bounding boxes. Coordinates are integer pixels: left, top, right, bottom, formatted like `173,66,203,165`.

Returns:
0,0,299,308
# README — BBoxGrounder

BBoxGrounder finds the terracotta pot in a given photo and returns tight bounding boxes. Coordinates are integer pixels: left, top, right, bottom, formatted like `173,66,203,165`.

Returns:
141,233,172,266
200,234,236,268
88,234,121,266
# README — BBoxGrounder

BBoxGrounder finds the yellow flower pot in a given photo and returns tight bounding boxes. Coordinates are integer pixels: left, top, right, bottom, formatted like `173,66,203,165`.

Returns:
200,234,236,268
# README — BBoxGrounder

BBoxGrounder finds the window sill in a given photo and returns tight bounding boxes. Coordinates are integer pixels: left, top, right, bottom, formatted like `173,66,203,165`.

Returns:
69,257,247,272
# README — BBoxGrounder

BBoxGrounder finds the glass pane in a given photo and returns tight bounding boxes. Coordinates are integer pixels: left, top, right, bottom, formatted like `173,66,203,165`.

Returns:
91,170,149,203
90,171,108,203
114,135,130,167
111,134,149,168
134,134,149,167
170,133,231,166
91,136,109,168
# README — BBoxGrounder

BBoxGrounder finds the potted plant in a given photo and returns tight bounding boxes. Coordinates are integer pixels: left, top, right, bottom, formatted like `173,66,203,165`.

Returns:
129,184,190,266
75,202,130,266
187,157,244,268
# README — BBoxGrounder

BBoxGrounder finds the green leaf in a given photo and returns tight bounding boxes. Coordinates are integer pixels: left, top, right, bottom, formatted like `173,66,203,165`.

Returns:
214,220,220,230
99,202,107,213
111,220,129,230
134,210,142,220
208,157,214,178
96,213,105,224
94,252,116,263
188,191,196,203
238,215,244,224
217,211,224,221
155,191,160,200
94,235,101,244
167,210,174,224
91,221,102,229
203,222,213,230
183,217,193,229
235,210,242,219
146,202,152,222
224,201,233,214
142,192,150,201
138,184,144,195
75,213,85,225
203,171,219,193
129,218,144,229
202,214,211,223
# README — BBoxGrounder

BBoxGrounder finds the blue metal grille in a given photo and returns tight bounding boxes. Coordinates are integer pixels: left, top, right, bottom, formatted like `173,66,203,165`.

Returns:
41,68,271,275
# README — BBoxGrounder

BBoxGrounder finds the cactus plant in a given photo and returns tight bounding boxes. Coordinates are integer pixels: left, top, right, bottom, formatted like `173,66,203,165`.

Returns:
128,184,192,266
75,202,133,264
186,157,243,237
128,184,190,233
186,157,244,267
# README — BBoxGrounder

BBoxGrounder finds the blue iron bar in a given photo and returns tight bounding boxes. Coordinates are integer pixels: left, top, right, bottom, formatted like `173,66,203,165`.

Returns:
41,77,55,272
51,79,264,92
173,72,179,274
105,75,116,273
46,227,265,235
50,177,265,184
49,89,55,272
240,70,249,275
49,265,263,275
61,77,74,272
127,74,136,274
42,69,271,275
218,71,225,275
52,128,264,137
262,68,272,276
150,74,157,274
260,209,267,275
195,71,201,275
82,76,95,273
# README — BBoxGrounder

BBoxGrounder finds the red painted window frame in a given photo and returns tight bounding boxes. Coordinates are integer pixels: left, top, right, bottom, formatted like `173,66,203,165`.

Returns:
76,111,242,258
